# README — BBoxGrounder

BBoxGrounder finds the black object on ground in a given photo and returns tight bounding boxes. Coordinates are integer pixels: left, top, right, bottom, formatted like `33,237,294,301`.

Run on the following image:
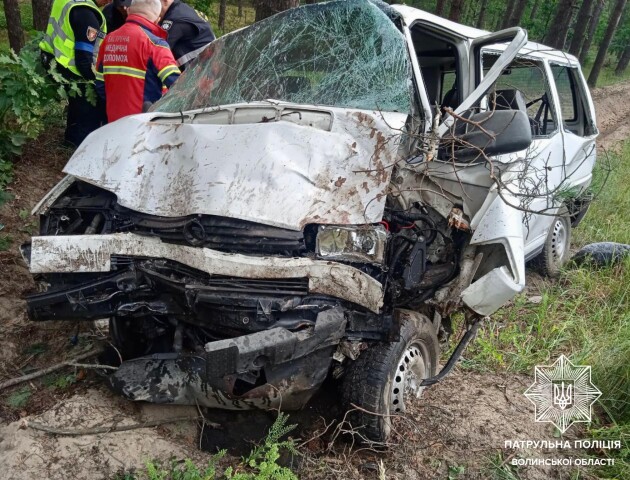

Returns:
572,242,630,266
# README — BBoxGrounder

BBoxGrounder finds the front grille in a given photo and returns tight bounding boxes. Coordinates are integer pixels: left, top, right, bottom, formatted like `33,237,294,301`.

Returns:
42,181,306,256
118,209,306,255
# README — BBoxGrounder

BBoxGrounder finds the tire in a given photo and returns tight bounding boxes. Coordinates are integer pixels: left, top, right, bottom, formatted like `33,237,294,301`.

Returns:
538,212,572,278
340,310,439,443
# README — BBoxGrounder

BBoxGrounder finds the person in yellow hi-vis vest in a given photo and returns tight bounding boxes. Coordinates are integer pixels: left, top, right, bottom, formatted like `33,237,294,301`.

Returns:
40,0,109,147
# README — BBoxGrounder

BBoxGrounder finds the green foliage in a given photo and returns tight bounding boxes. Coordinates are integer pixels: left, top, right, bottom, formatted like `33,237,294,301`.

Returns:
137,413,297,480
145,454,225,480
43,373,77,390
5,387,31,408
226,412,298,480
0,36,86,189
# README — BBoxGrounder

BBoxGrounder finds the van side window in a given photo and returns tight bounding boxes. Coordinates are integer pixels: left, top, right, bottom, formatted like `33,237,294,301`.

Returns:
483,54,557,138
551,66,576,121
550,65,596,137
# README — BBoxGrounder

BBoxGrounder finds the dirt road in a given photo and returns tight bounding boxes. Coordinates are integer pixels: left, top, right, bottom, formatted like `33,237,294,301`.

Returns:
592,81,630,151
0,82,627,479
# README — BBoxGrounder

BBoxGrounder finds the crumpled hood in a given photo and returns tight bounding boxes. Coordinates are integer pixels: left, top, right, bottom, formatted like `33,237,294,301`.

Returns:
64,104,406,230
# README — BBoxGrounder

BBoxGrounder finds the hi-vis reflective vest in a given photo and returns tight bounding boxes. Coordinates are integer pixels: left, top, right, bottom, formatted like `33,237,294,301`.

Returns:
39,0,106,76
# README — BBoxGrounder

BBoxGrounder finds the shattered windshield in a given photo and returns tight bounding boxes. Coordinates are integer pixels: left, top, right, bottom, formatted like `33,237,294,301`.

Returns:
152,0,413,113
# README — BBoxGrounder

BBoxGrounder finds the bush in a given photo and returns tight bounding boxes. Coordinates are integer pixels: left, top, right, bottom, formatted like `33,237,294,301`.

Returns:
0,36,88,188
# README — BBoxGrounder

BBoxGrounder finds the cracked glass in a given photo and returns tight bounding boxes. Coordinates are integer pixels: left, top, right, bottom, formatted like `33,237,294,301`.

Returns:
152,0,413,114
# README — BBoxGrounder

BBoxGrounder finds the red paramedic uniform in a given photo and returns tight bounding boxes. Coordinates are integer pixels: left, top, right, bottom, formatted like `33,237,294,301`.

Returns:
95,14,180,122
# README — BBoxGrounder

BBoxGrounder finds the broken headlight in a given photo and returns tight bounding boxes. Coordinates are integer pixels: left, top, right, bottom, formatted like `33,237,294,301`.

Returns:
316,225,387,264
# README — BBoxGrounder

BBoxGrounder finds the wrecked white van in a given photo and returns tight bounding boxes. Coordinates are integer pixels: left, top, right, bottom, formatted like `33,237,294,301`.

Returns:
23,0,597,442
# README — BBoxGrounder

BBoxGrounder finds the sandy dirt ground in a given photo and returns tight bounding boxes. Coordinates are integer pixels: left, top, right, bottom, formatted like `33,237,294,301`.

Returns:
591,81,630,151
0,82,627,479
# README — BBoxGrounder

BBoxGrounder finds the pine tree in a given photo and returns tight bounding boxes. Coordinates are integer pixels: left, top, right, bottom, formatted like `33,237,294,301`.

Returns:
435,0,448,17
448,0,465,22
588,0,628,86
2,0,24,52
254,0,299,22
579,0,605,63
545,0,578,49
569,0,595,56
32,0,53,31
616,45,630,74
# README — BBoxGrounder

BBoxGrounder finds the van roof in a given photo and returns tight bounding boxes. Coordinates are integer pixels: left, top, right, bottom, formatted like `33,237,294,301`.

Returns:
391,5,579,66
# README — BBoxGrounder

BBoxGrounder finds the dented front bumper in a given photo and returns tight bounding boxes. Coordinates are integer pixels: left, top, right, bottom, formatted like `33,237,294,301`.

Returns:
26,233,384,313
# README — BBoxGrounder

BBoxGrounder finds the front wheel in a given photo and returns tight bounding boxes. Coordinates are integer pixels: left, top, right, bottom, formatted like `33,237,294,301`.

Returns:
340,310,439,443
538,212,572,278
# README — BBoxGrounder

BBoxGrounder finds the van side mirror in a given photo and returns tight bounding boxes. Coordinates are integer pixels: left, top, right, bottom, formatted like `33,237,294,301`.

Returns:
442,110,533,160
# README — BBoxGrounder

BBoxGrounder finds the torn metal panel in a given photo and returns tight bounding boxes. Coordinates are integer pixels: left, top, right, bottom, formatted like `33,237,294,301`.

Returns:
65,105,406,231
29,233,384,312
108,308,346,409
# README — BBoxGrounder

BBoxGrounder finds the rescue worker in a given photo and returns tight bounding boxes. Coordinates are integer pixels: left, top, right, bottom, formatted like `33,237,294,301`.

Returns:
40,0,108,147
103,0,131,32
95,0,181,122
158,0,215,69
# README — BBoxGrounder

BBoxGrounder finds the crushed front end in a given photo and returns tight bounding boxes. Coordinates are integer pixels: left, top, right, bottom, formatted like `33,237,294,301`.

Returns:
24,179,391,409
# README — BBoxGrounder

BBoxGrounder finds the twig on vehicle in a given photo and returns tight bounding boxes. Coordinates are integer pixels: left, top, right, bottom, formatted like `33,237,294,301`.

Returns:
0,349,103,391
25,415,219,436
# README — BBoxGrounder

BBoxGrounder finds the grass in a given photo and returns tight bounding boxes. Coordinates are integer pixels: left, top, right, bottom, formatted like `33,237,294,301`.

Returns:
468,141,630,478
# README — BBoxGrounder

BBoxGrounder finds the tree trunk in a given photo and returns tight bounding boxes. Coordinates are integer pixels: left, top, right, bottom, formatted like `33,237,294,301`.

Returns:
615,45,630,73
3,0,24,52
505,0,528,27
568,0,595,56
254,0,299,22
476,0,489,28
501,0,516,29
588,0,628,86
579,0,605,63
238,0,243,17
545,0,578,49
32,0,53,31
435,0,448,17
530,0,541,20
218,0,227,30
448,0,464,22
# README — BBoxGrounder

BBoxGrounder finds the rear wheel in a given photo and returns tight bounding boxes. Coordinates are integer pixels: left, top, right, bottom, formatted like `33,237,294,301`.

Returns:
538,212,572,278
340,310,439,443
